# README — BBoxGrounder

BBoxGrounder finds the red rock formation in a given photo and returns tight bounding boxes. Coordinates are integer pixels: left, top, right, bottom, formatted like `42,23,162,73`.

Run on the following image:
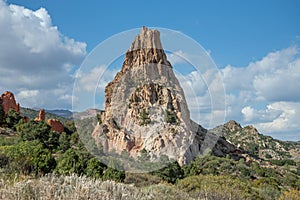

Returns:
0,91,20,115
47,119,64,133
35,109,45,122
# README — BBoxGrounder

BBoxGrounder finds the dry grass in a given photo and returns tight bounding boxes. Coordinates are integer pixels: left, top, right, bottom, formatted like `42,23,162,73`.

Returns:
0,174,194,200
0,174,145,200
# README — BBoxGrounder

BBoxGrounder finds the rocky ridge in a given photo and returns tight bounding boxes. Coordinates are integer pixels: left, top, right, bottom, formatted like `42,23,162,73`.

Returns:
213,120,300,162
92,27,240,166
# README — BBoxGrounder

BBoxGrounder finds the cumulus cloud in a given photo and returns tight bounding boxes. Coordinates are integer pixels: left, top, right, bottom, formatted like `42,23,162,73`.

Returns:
176,46,300,140
0,1,86,109
252,102,300,140
75,65,117,93
253,57,300,102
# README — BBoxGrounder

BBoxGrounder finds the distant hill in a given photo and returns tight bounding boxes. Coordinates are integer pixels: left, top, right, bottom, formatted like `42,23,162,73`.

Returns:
213,120,300,162
45,109,73,119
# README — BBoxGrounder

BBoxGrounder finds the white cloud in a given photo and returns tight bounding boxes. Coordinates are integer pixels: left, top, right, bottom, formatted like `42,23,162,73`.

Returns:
75,65,117,92
176,46,300,140
224,47,300,140
241,106,254,122
167,50,187,65
253,57,300,102
0,1,86,109
252,102,300,139
17,90,39,99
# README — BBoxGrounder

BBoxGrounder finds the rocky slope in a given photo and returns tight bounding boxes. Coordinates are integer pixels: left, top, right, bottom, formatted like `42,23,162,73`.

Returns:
91,27,240,166
213,120,300,162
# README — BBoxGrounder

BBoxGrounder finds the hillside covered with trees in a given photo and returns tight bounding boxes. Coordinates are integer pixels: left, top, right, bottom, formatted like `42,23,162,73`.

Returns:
0,103,299,199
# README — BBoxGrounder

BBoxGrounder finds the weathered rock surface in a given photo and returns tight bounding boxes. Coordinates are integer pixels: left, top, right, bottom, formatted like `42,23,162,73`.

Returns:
0,91,20,115
35,109,45,122
92,27,240,166
47,119,64,133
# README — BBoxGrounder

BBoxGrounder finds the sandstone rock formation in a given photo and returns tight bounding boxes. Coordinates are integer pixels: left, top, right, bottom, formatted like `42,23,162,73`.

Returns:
47,119,64,133
92,27,239,167
34,108,65,133
35,109,45,122
0,91,20,115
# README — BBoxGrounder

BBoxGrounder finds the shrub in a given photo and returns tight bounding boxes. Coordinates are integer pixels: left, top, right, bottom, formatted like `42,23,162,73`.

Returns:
0,140,56,175
278,189,300,200
5,109,21,129
139,108,150,125
151,162,184,183
85,158,105,179
164,110,177,124
177,175,256,199
55,149,89,175
102,167,125,182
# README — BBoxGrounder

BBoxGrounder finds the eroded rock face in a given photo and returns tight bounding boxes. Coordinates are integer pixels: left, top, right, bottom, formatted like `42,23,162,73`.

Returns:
0,91,20,115
35,109,45,122
47,119,64,133
92,27,198,165
92,27,239,166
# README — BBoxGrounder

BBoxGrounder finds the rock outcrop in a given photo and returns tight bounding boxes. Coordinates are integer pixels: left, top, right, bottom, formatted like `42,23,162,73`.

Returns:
34,108,65,133
47,119,64,133
0,91,20,115
92,27,239,166
35,109,45,122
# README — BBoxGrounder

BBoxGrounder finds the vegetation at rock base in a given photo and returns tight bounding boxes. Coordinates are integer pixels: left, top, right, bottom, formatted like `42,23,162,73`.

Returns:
0,108,299,199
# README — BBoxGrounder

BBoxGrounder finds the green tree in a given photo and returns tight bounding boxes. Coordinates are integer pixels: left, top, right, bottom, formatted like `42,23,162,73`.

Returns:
44,131,60,151
1,140,56,175
102,167,125,182
55,149,88,175
85,158,105,179
0,104,4,126
152,162,184,183
5,109,21,129
164,110,177,124
59,132,70,151
139,108,150,125
16,120,50,143
32,144,56,174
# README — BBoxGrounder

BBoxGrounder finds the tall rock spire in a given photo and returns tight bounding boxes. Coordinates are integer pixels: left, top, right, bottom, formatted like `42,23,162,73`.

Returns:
96,27,194,167
91,27,239,170
121,26,171,73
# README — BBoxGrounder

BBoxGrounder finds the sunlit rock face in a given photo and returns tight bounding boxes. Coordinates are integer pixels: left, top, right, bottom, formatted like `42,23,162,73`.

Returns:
0,91,20,115
92,27,238,166
35,109,45,122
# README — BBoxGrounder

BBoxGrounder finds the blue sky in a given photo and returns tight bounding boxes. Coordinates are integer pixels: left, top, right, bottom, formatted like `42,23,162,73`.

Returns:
6,0,300,66
1,0,300,140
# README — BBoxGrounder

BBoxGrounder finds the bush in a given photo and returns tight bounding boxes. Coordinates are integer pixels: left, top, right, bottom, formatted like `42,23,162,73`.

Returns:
58,132,70,151
278,189,300,200
177,175,256,199
151,162,184,183
139,108,150,126
5,109,21,129
164,110,177,124
55,149,89,175
85,158,105,179
16,120,51,144
0,140,56,175
102,167,125,182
